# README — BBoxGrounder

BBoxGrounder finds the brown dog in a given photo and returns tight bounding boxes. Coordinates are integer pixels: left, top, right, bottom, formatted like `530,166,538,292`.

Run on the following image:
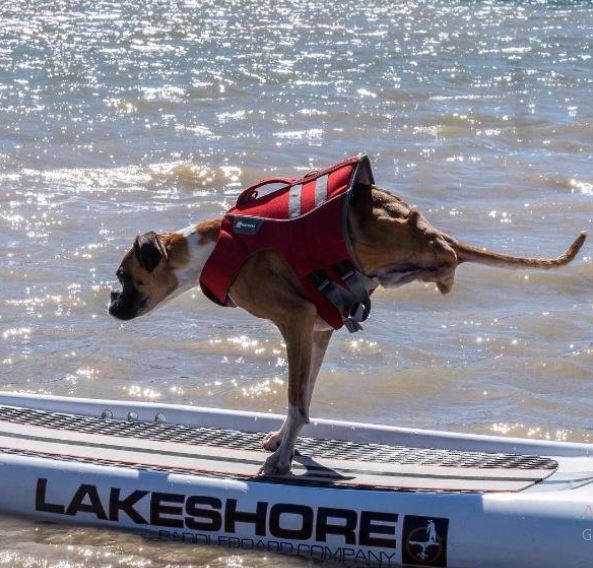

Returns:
109,182,586,476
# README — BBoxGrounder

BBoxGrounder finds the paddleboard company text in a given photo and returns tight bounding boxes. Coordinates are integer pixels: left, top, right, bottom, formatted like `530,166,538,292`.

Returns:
35,478,403,564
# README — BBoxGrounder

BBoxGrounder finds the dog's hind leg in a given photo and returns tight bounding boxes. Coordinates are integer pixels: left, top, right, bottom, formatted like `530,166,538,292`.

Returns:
262,328,332,452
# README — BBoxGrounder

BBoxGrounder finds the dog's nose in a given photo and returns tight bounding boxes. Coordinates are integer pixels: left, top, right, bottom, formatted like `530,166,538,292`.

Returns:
110,290,120,302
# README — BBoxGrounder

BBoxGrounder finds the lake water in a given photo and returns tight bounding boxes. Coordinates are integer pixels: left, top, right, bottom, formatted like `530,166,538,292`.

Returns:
1,0,593,566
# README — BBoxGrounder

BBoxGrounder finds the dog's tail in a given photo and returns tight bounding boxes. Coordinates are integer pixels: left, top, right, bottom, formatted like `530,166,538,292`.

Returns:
445,231,587,269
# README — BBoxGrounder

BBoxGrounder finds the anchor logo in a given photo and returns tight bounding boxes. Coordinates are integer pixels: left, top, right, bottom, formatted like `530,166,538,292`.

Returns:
402,515,449,567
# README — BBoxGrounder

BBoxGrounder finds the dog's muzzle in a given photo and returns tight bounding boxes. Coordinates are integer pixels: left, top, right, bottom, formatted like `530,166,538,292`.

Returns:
109,289,143,320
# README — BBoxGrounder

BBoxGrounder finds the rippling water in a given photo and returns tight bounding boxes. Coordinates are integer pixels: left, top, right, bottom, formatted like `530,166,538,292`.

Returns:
2,0,593,565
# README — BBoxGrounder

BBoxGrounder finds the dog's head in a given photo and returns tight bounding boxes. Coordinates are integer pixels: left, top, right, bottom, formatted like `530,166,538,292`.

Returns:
109,231,188,321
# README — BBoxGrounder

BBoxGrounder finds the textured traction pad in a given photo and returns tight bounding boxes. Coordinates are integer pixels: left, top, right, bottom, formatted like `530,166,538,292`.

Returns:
0,406,558,493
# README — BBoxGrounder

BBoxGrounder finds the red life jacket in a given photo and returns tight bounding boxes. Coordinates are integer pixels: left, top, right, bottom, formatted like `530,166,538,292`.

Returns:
200,154,376,331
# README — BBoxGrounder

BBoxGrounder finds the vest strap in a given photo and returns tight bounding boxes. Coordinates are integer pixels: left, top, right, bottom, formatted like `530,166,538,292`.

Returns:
308,263,376,333
333,261,376,323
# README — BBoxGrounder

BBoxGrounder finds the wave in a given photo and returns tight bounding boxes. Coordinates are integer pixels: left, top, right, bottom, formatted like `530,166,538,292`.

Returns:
1,162,264,195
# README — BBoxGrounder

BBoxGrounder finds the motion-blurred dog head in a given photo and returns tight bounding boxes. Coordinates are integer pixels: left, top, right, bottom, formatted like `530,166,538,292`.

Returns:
109,231,186,320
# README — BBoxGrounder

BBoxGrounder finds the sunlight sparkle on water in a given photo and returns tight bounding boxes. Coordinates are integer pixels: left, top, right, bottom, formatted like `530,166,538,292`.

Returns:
241,377,284,399
126,385,161,399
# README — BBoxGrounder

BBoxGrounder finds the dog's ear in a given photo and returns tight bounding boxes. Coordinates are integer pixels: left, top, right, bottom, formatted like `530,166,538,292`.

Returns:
133,232,168,272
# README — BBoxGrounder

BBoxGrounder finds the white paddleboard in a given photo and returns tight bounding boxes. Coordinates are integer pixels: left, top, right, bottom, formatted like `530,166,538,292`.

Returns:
0,391,591,568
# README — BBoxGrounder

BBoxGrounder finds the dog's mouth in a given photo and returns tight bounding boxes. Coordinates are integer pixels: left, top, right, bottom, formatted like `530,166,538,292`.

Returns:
109,288,147,321
108,265,149,320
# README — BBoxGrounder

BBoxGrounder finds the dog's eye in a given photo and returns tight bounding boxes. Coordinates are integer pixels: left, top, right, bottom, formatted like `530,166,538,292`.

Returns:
136,280,144,286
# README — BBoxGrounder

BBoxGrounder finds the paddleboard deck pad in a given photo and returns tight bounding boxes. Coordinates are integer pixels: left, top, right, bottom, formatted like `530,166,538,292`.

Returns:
0,393,591,567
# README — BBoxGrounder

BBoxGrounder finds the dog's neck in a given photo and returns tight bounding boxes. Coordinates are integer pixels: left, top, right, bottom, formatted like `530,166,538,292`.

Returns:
172,219,221,293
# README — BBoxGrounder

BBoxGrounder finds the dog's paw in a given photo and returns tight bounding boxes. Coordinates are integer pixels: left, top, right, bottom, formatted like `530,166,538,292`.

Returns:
261,430,284,451
258,450,292,476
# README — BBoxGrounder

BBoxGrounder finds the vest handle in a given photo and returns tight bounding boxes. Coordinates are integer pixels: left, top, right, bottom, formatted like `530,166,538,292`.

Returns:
236,177,296,205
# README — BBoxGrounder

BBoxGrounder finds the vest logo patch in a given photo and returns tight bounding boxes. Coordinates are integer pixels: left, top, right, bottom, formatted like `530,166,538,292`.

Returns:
233,217,263,235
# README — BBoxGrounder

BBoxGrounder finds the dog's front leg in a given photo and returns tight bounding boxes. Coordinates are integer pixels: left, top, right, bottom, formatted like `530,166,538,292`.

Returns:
306,328,333,409
262,328,333,452
259,306,318,476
